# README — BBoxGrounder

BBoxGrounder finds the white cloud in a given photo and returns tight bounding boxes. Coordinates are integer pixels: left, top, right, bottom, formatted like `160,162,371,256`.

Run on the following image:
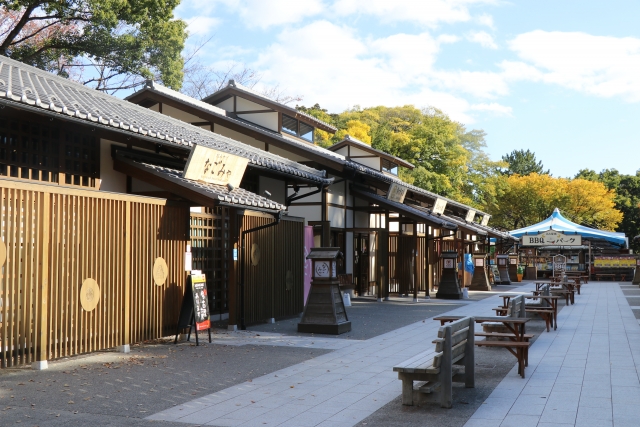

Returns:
332,0,496,27
476,13,494,29
185,16,221,35
233,0,325,29
509,30,640,101
251,20,508,123
469,102,512,116
466,31,497,49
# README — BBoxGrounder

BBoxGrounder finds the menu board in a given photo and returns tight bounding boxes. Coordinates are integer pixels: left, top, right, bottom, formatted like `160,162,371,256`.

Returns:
191,274,211,331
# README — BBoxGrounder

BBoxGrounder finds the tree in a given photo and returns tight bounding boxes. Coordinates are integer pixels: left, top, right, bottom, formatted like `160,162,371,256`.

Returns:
500,149,549,176
0,0,187,92
575,168,640,251
485,173,622,231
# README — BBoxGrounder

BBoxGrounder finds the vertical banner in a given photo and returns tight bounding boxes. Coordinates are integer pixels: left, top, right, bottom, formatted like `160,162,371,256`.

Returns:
304,226,314,304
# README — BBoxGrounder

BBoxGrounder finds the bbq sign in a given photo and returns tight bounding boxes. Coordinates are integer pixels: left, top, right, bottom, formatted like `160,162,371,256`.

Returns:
521,230,581,246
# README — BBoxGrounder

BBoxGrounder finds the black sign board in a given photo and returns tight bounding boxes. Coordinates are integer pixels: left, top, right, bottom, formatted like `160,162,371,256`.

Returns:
174,273,211,345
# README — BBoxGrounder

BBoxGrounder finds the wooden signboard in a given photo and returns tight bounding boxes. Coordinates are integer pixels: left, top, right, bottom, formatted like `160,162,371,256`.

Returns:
387,183,408,203
433,198,447,215
465,210,476,222
481,215,490,226
174,273,212,345
183,144,249,187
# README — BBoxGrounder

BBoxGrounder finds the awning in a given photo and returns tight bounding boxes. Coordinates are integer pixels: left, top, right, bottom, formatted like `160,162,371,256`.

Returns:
350,186,457,230
114,154,286,213
510,208,627,247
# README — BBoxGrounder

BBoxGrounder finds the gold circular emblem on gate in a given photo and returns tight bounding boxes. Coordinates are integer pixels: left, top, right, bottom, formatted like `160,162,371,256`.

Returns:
80,278,100,312
251,243,261,266
153,257,168,286
0,240,6,267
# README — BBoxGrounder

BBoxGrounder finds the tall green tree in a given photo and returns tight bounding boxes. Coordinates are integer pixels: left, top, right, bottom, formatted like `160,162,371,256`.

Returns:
0,0,187,92
500,149,549,176
576,168,640,251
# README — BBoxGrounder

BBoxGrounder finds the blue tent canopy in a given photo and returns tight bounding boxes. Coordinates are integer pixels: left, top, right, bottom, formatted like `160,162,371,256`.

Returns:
509,208,627,247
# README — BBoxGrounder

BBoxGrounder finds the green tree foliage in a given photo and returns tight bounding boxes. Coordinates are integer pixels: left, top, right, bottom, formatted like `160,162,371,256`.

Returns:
575,168,640,250
500,149,549,176
0,0,187,92
296,104,505,207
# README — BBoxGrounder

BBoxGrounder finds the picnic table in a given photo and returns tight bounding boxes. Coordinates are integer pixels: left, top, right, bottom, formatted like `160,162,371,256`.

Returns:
434,316,530,378
526,295,561,330
596,273,616,281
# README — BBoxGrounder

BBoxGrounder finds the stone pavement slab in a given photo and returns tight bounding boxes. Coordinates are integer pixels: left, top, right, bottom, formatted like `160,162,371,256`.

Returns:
464,281,640,427
149,285,538,427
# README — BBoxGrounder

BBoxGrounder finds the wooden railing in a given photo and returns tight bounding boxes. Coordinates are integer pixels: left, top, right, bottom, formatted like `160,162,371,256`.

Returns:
0,178,188,368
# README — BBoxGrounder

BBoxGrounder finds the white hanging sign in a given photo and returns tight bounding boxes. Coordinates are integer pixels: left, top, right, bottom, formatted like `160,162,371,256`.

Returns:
433,198,447,215
387,183,408,203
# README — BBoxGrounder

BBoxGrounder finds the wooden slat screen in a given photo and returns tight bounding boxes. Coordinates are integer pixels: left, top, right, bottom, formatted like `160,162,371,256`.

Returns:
240,214,304,326
0,178,187,368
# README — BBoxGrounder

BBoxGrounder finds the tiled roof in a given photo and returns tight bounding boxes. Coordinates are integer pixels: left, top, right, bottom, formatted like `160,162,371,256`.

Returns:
126,82,348,166
117,155,287,211
203,79,338,132
0,55,331,186
349,186,457,230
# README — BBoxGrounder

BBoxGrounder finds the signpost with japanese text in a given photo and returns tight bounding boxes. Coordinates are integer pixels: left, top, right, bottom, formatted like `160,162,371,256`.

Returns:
174,273,212,346
521,230,582,246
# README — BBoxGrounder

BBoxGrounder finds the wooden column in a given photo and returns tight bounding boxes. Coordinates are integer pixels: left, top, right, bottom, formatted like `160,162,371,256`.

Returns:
413,222,418,301
227,208,241,330
34,193,50,369
121,200,131,351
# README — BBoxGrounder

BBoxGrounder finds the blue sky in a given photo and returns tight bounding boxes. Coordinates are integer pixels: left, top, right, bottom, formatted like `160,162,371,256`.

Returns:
173,0,640,178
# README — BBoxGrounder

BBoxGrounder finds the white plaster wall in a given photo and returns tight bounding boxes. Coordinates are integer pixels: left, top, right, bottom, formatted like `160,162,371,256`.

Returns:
269,145,311,162
214,125,265,150
237,97,270,112
327,180,345,206
131,177,163,192
237,112,278,132
160,103,206,123
328,206,344,228
215,97,234,112
287,205,321,224
98,139,127,193
352,156,380,170
350,146,373,157
334,146,348,156
259,176,286,205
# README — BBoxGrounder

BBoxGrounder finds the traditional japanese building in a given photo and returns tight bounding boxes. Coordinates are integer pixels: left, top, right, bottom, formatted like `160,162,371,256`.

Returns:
0,55,333,368
127,79,515,302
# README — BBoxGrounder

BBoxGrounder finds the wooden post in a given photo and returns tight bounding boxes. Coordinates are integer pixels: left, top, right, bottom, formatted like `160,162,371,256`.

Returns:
413,222,418,302
441,325,453,408
227,208,240,330
33,194,50,370
118,200,131,353
465,319,475,388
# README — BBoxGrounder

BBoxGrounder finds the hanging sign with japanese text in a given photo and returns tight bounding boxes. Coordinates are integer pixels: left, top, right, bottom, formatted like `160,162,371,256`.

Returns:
465,210,476,222
387,183,408,203
184,144,249,187
521,230,582,246
481,215,490,226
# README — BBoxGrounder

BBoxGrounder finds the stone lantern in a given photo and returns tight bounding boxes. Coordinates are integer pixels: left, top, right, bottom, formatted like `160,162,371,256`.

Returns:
298,247,351,334
496,254,511,284
469,253,491,291
436,251,463,299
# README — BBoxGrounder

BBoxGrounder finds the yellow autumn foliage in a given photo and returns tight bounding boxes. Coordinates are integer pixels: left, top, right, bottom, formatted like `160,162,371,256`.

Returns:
486,173,622,231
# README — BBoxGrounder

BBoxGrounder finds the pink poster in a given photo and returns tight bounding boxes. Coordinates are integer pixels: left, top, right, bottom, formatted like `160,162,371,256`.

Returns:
303,226,314,304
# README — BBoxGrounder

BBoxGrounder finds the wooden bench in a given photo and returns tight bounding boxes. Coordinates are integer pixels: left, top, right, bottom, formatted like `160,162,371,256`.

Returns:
393,316,475,408
596,273,615,281
435,315,531,378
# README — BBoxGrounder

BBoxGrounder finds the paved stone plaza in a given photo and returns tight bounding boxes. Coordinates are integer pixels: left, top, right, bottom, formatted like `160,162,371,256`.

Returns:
1,281,638,427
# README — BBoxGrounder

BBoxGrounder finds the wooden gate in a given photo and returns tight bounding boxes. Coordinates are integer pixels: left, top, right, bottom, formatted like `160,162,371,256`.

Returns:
0,179,188,368
239,213,304,325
